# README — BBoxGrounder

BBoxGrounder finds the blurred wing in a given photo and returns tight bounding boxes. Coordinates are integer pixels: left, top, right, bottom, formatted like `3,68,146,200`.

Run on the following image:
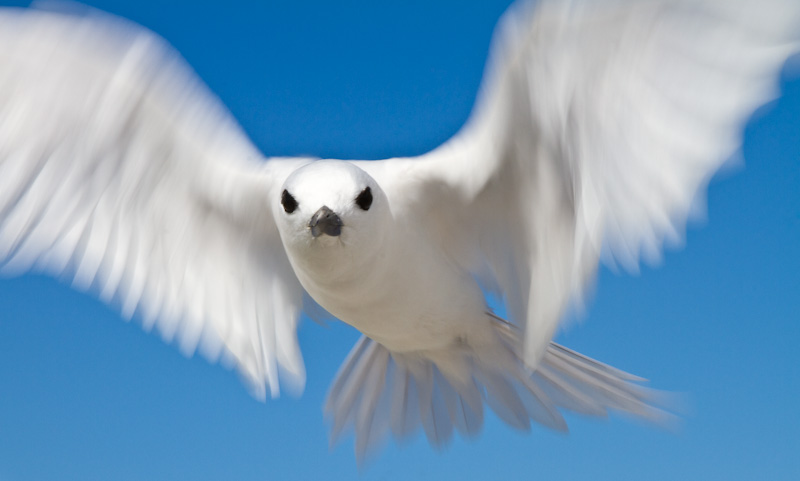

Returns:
368,0,800,366
0,6,308,398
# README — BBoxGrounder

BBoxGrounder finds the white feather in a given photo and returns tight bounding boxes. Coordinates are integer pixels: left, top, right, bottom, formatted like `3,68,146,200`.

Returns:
363,0,800,367
0,5,307,397
1,0,798,463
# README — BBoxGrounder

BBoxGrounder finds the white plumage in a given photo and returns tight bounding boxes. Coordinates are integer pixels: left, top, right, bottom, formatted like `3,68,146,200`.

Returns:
0,0,797,461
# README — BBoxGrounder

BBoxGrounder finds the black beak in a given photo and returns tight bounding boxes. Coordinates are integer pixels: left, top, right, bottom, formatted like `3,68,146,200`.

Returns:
308,205,343,237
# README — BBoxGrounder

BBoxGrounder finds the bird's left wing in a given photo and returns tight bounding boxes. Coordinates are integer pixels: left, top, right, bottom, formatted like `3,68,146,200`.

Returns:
0,5,309,398
364,0,800,368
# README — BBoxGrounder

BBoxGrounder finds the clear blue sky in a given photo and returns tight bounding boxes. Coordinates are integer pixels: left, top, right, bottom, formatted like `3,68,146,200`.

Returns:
0,1,799,480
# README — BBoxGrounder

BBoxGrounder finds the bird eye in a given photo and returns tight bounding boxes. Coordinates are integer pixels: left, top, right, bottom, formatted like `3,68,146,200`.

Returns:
281,189,298,214
355,186,373,211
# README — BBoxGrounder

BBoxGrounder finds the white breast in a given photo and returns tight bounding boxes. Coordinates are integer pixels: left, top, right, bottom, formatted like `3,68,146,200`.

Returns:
291,227,488,352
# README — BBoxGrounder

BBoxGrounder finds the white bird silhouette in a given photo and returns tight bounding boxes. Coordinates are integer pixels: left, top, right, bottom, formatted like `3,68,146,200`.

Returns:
0,0,798,461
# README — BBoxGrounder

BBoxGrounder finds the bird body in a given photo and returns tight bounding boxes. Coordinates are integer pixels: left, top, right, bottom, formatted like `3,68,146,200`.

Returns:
278,160,489,353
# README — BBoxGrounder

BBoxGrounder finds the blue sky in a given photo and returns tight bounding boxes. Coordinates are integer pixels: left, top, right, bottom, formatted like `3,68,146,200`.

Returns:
0,1,799,480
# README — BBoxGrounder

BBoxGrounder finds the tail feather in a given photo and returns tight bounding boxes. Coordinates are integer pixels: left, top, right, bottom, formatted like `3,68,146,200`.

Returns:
542,348,660,419
420,368,455,447
327,338,376,442
388,362,419,440
549,343,646,382
324,336,369,413
325,327,670,463
532,367,609,417
353,346,390,456
513,371,568,431
474,369,531,431
436,372,483,437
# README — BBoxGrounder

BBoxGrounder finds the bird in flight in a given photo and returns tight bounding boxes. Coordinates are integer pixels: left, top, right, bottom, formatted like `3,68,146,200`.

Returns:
0,0,798,461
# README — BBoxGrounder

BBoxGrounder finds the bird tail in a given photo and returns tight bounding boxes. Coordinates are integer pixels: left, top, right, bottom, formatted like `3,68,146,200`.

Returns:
324,319,671,462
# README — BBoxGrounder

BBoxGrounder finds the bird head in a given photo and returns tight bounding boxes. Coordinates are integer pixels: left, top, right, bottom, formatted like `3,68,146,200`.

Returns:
275,160,389,268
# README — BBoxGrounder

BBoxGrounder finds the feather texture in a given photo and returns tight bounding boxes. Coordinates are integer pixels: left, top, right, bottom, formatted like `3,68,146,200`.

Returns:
361,0,800,368
0,5,308,398
326,321,668,463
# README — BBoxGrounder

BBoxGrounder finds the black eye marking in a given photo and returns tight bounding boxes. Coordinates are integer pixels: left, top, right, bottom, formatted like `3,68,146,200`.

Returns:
355,186,373,211
281,189,298,214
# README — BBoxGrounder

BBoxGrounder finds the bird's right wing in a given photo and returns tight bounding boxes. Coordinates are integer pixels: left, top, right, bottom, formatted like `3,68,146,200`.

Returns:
0,5,310,398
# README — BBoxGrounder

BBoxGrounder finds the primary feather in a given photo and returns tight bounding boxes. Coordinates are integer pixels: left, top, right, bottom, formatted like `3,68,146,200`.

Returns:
0,5,309,398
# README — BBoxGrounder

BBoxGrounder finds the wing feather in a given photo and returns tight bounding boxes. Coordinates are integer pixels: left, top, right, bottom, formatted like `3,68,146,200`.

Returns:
0,5,307,398
366,0,800,368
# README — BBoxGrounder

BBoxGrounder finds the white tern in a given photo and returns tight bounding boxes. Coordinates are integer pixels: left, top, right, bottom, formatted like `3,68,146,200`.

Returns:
0,0,798,461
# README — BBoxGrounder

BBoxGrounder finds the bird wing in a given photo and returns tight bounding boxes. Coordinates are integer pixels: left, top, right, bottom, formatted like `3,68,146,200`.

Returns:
0,5,308,398
364,0,800,367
